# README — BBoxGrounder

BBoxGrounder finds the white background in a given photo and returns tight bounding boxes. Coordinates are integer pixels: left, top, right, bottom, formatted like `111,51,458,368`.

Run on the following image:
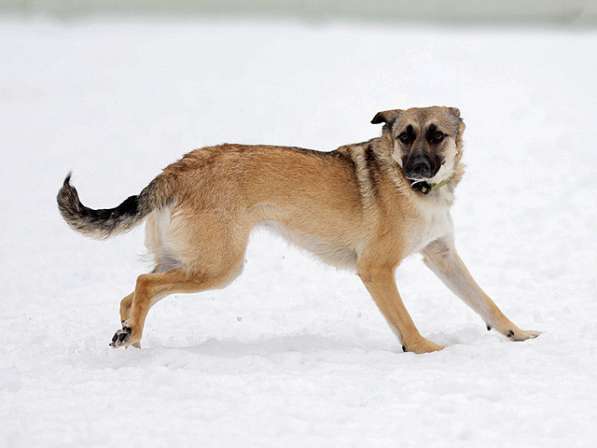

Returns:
1,18,596,447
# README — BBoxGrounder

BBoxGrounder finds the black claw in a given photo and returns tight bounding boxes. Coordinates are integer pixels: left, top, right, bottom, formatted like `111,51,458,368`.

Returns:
507,330,515,338
110,326,133,347
486,324,492,331
402,345,407,352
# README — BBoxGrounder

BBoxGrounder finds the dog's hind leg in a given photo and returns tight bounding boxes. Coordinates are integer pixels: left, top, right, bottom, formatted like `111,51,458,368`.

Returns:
110,205,252,348
110,210,250,349
422,237,540,342
110,263,243,348
118,261,178,325
110,218,249,349
119,292,134,323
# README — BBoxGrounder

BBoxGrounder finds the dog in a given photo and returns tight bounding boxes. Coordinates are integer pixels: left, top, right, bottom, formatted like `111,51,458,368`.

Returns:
57,106,539,354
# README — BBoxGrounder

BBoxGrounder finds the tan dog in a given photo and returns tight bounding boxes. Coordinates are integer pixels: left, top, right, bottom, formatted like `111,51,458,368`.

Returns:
57,106,539,354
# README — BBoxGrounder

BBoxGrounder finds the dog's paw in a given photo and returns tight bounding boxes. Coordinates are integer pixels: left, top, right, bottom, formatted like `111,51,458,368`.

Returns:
506,328,541,341
402,337,445,354
110,325,133,348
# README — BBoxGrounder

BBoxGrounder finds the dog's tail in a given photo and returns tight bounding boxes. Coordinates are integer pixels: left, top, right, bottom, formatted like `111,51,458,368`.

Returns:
56,172,173,239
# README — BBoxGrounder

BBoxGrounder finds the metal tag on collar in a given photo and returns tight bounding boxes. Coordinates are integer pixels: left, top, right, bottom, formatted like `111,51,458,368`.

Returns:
412,181,432,194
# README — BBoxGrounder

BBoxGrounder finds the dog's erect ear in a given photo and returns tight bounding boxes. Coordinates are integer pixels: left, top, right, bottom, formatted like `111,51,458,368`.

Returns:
448,106,465,135
449,107,466,146
448,107,461,119
371,109,402,125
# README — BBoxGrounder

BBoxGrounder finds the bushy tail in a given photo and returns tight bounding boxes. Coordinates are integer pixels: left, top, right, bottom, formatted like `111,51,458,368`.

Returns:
56,173,172,239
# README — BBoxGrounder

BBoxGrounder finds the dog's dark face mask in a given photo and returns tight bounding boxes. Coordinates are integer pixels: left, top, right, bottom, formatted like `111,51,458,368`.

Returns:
371,106,464,194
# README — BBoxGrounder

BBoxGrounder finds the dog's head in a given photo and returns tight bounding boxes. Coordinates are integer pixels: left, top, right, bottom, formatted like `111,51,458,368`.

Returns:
371,106,465,192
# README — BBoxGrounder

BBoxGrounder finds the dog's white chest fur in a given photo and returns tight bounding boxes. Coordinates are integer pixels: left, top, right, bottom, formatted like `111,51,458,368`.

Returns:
407,191,454,255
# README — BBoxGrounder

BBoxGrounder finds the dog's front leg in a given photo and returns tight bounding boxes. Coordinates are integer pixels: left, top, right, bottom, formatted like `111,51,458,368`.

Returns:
358,261,444,354
421,237,540,341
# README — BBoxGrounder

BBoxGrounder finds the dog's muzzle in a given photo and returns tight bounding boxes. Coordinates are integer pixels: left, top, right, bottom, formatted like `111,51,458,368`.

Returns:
404,154,435,179
404,154,439,194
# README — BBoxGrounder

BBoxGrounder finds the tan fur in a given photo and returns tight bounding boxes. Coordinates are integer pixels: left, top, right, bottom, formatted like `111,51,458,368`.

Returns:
60,106,539,353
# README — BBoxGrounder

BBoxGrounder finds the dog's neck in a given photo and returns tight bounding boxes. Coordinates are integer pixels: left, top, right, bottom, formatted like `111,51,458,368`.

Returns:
418,167,463,207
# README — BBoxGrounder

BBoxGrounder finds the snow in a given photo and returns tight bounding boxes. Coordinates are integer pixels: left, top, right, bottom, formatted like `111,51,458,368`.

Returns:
1,18,597,447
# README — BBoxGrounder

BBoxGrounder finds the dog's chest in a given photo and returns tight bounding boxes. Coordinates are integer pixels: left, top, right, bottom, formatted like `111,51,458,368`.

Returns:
406,197,453,254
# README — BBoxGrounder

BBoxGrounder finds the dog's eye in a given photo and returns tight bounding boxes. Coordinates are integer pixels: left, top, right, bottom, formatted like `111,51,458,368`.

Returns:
429,131,445,144
397,125,416,145
398,127,415,145
398,133,410,144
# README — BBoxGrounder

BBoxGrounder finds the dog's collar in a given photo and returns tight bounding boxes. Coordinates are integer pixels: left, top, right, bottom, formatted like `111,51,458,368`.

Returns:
410,176,453,195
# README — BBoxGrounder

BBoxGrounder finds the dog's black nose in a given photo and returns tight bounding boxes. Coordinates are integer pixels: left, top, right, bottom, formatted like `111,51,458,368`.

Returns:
406,155,433,178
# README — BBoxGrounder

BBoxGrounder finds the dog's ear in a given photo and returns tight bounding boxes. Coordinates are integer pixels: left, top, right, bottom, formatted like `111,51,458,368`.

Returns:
448,107,461,119
371,109,402,125
448,106,465,132
449,107,466,148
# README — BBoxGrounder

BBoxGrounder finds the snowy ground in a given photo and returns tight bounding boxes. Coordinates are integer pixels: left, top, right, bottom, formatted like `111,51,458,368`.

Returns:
1,18,596,447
